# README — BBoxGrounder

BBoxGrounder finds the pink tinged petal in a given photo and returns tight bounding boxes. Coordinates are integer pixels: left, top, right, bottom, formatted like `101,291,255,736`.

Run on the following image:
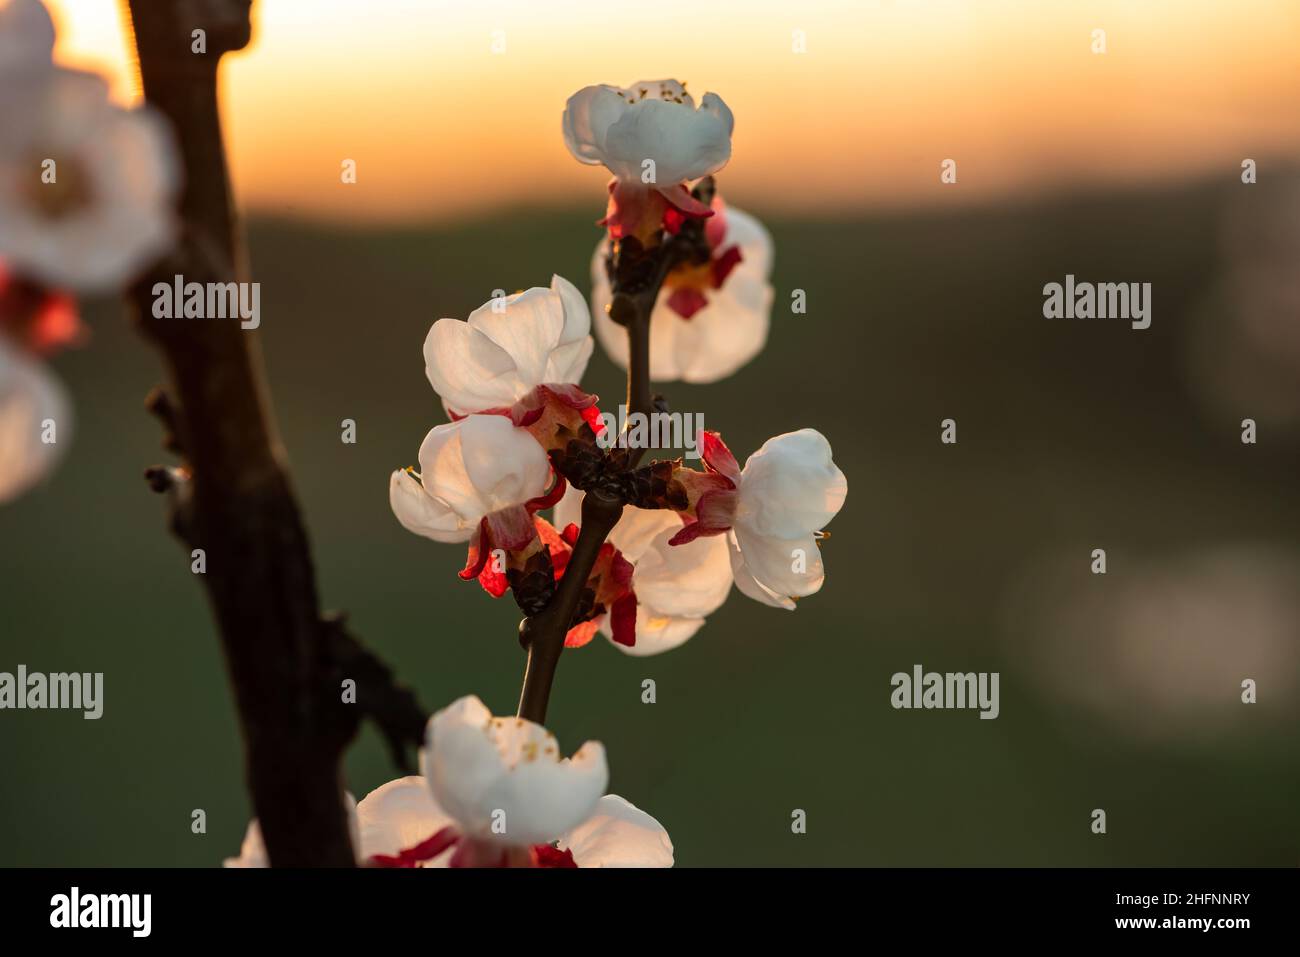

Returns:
605,607,705,657
736,429,847,540
565,619,601,648
659,185,715,236
0,342,68,502
476,560,509,598
558,794,674,868
485,503,538,552
704,195,729,248
702,431,742,484
459,518,493,585
356,776,458,863
368,825,461,868
561,85,628,166
599,180,661,240
667,469,738,544
724,205,775,276
710,245,743,288
531,844,578,867
609,592,638,647
666,286,708,319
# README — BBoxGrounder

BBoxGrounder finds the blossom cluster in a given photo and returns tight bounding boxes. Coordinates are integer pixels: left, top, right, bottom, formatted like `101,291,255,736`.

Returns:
390,78,847,658
4,1,847,865
312,77,850,867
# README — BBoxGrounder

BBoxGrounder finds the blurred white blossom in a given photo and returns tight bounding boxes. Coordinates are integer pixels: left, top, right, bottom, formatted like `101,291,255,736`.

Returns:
592,199,774,383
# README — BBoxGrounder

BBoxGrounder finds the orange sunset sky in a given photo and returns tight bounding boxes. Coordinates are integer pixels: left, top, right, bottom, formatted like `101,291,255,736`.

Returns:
44,0,1300,223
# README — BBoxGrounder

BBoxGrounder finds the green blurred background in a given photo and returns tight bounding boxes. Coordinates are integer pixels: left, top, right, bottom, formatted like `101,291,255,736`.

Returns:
2,175,1298,866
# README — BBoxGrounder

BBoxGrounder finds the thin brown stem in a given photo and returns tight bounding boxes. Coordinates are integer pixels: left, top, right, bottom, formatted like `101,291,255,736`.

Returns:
514,231,671,723
516,489,623,722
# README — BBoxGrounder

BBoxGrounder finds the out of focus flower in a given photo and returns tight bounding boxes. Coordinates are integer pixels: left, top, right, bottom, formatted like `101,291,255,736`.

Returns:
1186,175,1300,430
592,198,773,383
389,414,565,594
0,0,54,71
1000,545,1300,742
563,79,732,241
0,64,178,292
0,332,68,502
360,695,672,868
548,487,732,655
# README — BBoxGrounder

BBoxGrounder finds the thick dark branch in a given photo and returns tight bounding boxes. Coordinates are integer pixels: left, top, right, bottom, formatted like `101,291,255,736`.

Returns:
125,0,423,866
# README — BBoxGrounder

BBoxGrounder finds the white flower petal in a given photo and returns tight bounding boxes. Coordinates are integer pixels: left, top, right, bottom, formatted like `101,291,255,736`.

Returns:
0,340,68,503
423,277,593,413
565,81,732,183
631,525,732,620
355,776,457,864
456,414,551,513
732,526,824,606
388,467,473,544
417,415,549,521
424,695,608,848
222,819,268,869
727,530,796,610
0,0,55,71
0,69,177,292
736,429,846,539
561,84,628,166
602,606,706,657
423,317,520,413
558,794,673,868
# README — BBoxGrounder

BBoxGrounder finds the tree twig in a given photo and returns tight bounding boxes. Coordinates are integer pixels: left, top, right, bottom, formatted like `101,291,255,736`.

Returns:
125,0,424,866
514,185,713,722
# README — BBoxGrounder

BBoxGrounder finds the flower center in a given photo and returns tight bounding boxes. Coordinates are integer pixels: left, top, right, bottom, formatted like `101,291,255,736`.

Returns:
617,80,689,105
21,151,95,221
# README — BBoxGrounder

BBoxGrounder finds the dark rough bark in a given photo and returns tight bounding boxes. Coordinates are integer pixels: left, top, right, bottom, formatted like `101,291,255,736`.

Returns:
125,0,423,867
